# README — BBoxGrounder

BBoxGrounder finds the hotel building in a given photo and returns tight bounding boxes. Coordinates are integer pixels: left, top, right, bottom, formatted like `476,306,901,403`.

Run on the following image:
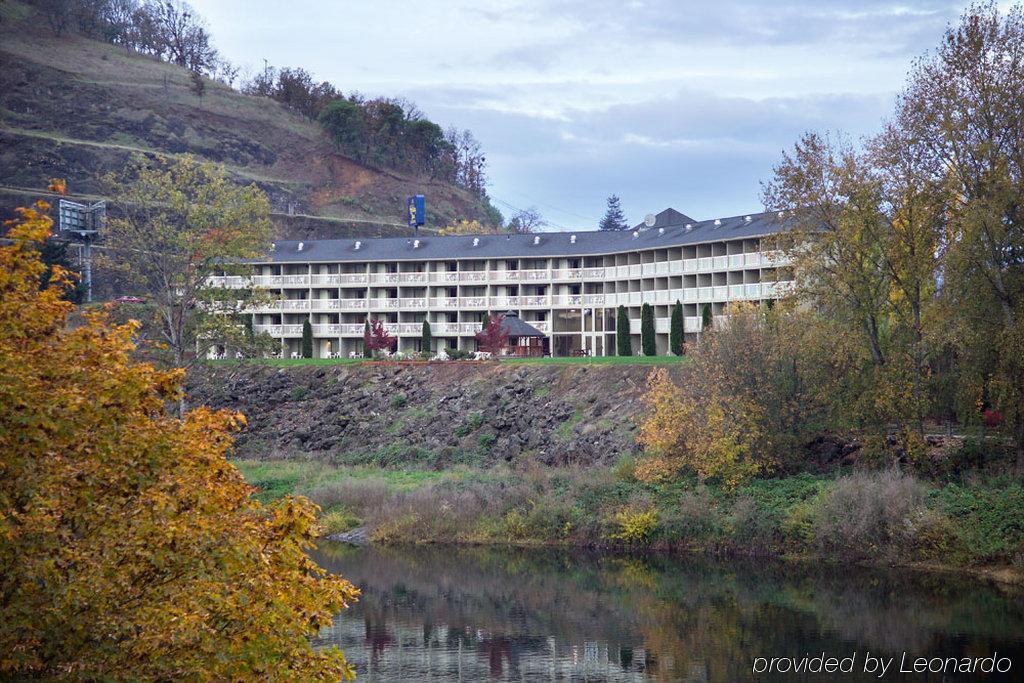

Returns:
208,208,794,357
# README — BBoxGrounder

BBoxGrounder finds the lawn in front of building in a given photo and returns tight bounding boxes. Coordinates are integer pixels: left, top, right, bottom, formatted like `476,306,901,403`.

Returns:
208,355,691,367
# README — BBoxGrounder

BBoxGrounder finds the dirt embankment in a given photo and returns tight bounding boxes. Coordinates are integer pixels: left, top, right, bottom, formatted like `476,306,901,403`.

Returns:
187,362,684,467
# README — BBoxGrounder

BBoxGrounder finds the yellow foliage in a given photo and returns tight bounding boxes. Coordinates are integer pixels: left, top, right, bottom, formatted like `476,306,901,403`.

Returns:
636,367,765,488
610,507,659,543
0,203,358,680
438,218,500,235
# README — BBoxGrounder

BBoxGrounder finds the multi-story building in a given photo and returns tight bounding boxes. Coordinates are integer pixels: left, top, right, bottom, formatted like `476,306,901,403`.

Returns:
208,208,794,358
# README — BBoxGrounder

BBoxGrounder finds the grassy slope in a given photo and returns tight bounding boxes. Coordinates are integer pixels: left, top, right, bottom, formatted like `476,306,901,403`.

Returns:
0,1,492,231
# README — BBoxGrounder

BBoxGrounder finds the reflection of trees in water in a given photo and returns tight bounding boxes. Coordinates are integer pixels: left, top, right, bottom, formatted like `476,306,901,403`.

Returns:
312,544,1024,681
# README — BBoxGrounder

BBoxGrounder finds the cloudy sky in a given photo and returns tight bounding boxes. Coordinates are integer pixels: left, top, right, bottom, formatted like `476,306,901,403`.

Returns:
195,0,978,229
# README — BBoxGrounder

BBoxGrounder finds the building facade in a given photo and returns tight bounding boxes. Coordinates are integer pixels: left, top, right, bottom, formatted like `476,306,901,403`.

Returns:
208,209,794,358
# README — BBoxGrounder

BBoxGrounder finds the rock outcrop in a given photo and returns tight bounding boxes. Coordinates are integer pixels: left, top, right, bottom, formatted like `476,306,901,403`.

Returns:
187,362,686,467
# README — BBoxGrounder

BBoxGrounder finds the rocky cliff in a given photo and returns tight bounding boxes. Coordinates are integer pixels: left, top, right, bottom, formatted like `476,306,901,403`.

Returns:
187,362,686,467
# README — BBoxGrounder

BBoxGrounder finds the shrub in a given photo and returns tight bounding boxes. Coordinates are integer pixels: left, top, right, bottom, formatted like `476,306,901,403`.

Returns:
613,454,637,482
609,507,659,544
658,487,722,544
318,509,361,536
390,393,408,409
291,386,309,401
640,302,655,356
305,478,390,512
478,433,497,450
301,319,313,358
811,469,927,561
726,496,781,554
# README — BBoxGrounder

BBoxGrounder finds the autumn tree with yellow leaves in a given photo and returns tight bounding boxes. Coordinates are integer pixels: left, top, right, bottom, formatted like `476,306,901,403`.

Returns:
0,197,359,679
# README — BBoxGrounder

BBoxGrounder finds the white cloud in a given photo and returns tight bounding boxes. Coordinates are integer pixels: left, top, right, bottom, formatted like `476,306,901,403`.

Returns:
192,0,969,224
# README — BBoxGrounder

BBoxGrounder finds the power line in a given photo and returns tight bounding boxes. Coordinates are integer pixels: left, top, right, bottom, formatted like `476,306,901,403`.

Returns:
502,190,600,224
491,196,577,232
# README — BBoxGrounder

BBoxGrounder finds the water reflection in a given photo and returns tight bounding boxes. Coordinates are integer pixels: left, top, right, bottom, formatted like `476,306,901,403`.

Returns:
312,544,1024,681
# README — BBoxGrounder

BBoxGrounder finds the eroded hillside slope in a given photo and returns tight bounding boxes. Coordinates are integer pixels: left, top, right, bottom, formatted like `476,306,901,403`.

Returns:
187,363,685,467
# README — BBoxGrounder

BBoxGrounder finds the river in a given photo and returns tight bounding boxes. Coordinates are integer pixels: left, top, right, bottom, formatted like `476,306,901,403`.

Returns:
312,543,1024,681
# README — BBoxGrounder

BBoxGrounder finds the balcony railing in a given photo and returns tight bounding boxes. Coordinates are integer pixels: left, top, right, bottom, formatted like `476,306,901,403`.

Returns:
211,252,793,291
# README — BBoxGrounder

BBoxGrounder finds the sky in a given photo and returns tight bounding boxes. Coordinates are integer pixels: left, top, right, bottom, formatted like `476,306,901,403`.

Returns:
194,0,981,230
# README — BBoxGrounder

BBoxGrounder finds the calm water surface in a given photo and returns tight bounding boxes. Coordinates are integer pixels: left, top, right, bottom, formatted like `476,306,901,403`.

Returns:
312,544,1024,681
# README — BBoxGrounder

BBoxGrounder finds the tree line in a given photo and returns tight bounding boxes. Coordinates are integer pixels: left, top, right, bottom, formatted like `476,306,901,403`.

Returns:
28,0,493,199
638,3,1024,484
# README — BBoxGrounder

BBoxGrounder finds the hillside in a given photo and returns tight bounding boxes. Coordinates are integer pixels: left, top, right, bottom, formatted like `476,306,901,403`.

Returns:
0,1,495,238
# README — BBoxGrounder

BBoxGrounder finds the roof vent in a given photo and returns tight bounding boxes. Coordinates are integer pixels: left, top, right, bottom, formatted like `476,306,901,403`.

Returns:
533,235,540,245
472,237,480,247
570,234,576,244
714,219,721,226
632,230,639,239
777,210,785,218
744,215,751,222
354,241,362,250
270,242,276,251
658,227,665,236
413,239,420,249
685,223,692,231
297,241,304,251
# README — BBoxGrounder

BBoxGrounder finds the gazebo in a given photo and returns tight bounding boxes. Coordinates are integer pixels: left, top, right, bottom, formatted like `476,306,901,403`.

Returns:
500,311,548,357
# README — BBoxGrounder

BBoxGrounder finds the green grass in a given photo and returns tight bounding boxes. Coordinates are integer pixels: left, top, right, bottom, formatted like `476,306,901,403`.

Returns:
208,355,691,368
208,357,367,367
233,459,449,501
501,355,691,365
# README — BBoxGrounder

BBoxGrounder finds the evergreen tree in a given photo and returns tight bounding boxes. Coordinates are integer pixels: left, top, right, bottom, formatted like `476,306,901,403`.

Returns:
362,320,371,358
616,305,632,356
670,300,684,355
701,303,713,331
641,303,656,356
598,195,629,231
300,320,313,358
421,319,433,355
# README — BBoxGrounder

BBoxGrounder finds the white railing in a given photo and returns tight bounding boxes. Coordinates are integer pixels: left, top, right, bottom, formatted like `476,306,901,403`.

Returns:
311,273,368,286
490,295,521,308
520,269,550,281
429,297,460,308
255,324,303,336
685,316,702,333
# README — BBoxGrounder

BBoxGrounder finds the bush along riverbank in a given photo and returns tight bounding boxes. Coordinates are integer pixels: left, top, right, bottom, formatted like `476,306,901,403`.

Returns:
234,458,1024,584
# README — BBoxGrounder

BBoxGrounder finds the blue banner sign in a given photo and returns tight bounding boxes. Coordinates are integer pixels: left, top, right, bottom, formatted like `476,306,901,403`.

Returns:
408,194,425,227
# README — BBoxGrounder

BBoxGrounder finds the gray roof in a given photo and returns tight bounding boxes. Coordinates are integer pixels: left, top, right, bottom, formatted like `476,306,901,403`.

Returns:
500,311,546,337
632,207,695,231
261,210,792,264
